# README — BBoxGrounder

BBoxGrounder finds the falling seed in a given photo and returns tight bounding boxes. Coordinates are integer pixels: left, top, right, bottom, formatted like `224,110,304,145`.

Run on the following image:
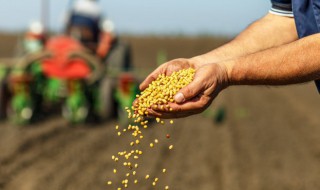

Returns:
110,69,195,190
107,181,112,185
162,168,167,173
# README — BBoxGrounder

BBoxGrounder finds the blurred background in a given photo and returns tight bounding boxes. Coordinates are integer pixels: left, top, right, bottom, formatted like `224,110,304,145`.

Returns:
0,1,320,190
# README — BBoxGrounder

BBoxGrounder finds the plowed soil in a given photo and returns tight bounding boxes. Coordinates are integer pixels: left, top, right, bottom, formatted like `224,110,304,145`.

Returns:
1,34,320,190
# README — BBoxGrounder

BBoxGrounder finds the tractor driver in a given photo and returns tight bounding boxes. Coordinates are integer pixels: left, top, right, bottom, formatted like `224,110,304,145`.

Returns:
65,0,116,60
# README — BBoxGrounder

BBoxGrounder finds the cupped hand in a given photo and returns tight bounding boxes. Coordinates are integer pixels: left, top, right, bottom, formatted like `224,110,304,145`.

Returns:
139,58,230,119
139,58,203,91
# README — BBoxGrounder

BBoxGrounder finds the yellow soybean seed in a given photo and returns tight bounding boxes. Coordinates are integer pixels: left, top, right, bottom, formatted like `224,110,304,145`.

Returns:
162,168,167,173
111,69,195,189
107,181,112,185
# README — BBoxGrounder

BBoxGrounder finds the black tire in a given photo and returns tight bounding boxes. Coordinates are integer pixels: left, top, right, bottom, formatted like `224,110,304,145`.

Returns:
105,42,132,72
98,77,117,120
0,80,8,120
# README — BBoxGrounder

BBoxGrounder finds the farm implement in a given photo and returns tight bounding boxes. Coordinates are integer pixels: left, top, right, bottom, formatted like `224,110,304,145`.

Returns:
0,35,138,125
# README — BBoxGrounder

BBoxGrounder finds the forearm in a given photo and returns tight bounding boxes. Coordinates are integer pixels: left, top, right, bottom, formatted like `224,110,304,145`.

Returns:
226,33,320,85
191,13,298,64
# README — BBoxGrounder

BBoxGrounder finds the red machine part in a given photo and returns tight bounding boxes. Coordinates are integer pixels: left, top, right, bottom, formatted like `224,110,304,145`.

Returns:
42,36,91,79
119,73,135,94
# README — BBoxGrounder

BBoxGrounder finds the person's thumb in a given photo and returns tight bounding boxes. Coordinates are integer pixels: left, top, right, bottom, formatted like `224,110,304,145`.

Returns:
174,79,203,104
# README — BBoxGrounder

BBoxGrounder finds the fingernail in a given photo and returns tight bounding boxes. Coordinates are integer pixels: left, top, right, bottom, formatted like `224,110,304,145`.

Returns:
174,93,185,103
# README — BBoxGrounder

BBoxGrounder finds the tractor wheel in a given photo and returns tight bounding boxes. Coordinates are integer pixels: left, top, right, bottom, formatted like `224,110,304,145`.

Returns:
0,80,8,119
98,77,117,120
106,42,132,72
7,94,34,125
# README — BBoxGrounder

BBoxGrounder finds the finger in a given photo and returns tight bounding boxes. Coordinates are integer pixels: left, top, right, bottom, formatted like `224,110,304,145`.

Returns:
150,96,210,118
139,66,164,91
174,77,204,104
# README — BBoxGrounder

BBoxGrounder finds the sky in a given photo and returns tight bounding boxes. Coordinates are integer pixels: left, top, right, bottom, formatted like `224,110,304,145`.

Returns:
0,0,271,36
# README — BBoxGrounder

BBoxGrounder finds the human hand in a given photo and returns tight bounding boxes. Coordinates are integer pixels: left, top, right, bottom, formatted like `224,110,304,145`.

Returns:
139,58,203,91
139,59,230,118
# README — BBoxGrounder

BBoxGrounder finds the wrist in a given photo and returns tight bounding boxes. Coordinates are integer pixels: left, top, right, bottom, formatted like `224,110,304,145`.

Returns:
217,60,236,87
189,56,210,67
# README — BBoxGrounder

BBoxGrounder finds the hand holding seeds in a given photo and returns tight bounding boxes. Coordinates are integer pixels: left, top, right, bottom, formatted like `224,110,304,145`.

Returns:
140,59,229,118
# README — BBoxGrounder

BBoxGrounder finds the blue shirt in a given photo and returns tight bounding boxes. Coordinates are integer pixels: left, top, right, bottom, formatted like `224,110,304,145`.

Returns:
270,0,320,92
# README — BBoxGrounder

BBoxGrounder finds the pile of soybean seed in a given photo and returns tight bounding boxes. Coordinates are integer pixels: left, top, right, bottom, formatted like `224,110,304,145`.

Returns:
108,68,195,190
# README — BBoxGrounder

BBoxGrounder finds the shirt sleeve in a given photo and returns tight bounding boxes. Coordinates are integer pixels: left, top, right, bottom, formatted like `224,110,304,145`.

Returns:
269,0,293,17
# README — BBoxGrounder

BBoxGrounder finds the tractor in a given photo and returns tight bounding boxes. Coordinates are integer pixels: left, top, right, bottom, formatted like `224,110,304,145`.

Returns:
0,34,139,125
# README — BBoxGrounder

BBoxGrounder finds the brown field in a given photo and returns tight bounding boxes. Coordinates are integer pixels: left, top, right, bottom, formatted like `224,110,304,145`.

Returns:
0,33,320,190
